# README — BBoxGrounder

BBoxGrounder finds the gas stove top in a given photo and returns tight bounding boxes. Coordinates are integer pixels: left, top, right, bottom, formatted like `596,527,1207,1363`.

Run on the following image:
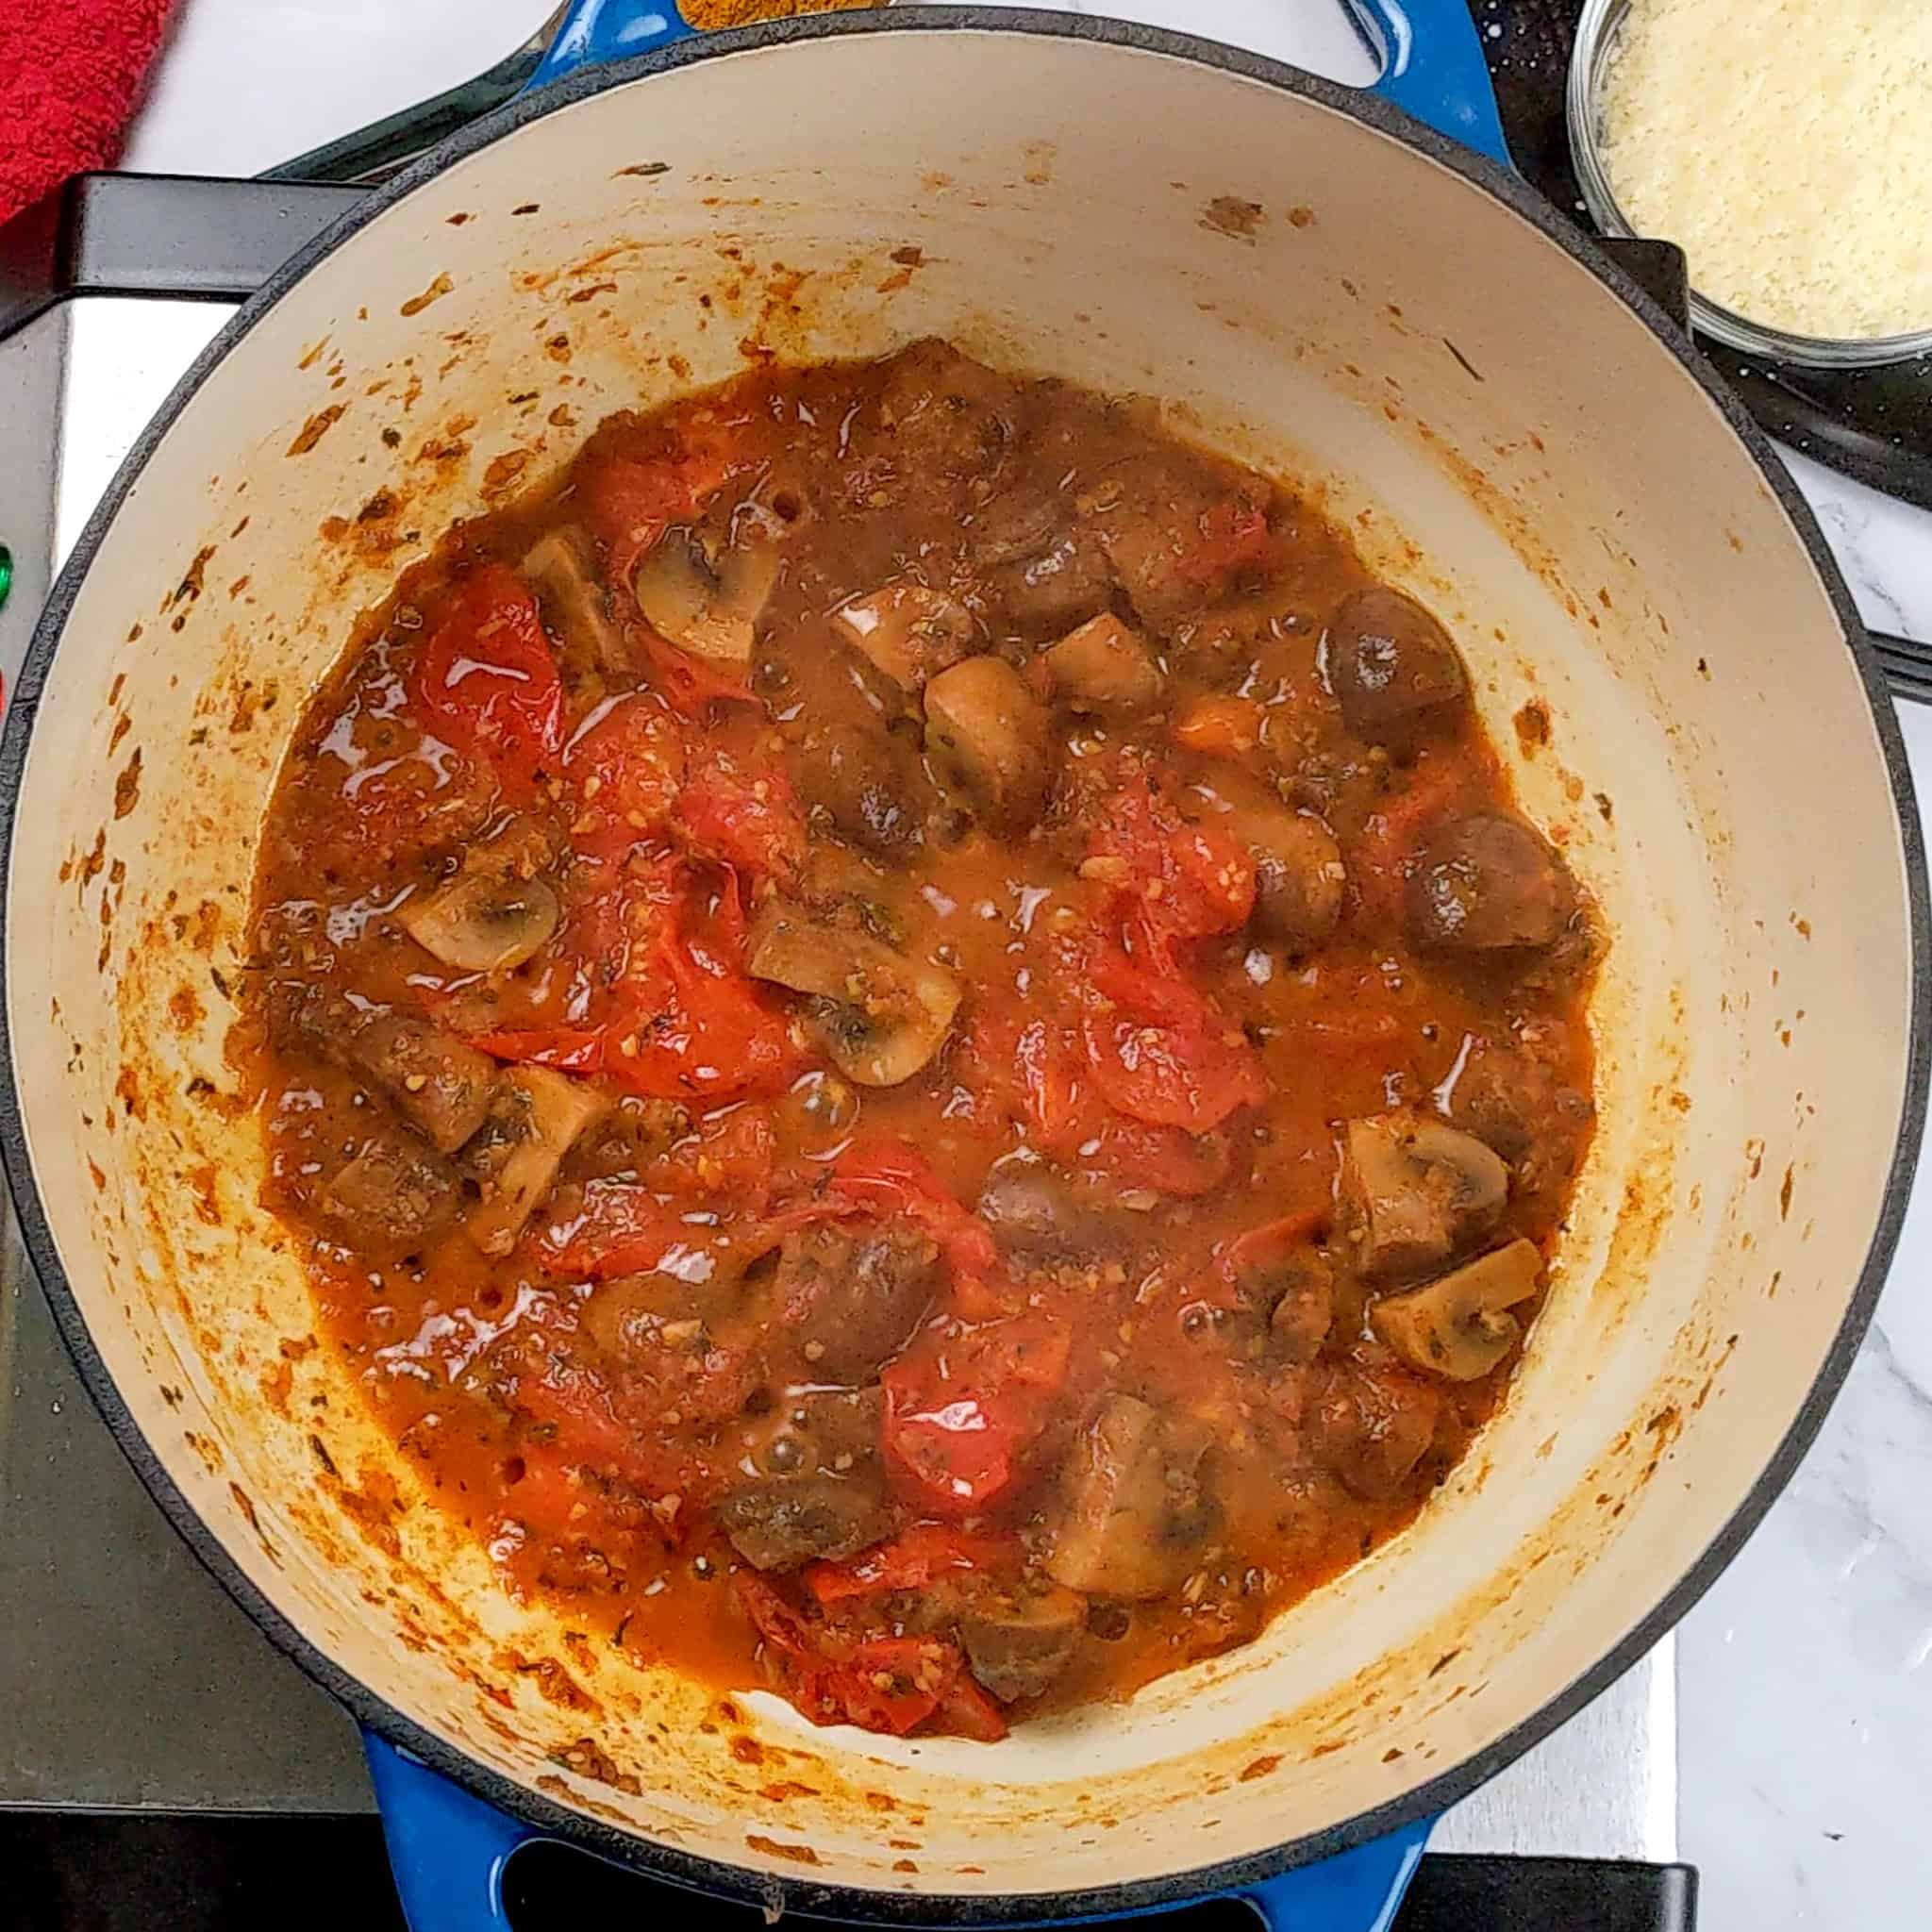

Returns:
0,177,1695,1930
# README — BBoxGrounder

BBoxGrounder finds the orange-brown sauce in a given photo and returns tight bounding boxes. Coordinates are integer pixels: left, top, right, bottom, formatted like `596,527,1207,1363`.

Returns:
242,341,1595,1739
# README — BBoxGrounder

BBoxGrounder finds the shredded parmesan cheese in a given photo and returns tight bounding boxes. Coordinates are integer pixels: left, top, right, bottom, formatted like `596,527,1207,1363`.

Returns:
1597,0,1932,340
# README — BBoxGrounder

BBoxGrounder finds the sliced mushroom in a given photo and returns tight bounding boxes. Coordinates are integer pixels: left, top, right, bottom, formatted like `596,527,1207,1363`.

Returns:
1046,1394,1217,1600
403,871,560,976
976,1160,1139,1267
833,583,976,695
1309,1364,1442,1499
522,526,627,675
1325,586,1469,748
716,1475,891,1572
1341,1113,1508,1279
923,656,1054,832
1042,612,1164,714
747,901,961,1087
772,1224,939,1382
343,1008,499,1154
461,1067,608,1257
959,1583,1087,1703
632,526,780,665
741,1386,885,1479
321,1125,458,1251
1198,779,1347,951
968,489,1061,568
581,1266,741,1363
1372,1239,1544,1380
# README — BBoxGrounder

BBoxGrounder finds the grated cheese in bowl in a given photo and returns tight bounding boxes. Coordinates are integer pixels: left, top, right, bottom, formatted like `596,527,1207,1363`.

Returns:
1588,0,1932,348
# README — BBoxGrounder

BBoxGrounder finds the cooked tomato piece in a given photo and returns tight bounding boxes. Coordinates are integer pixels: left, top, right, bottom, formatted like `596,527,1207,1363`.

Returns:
1088,773,1256,941
471,1027,606,1074
411,563,564,799
827,1141,1001,1282
1216,1208,1328,1287
1176,496,1274,588
562,693,687,860
1080,934,1266,1134
736,1576,1000,1741
1074,1115,1233,1198
608,881,807,1103
1080,1004,1265,1135
655,1105,777,1200
675,750,807,888
881,1312,1070,1518
579,436,735,591
930,1670,1011,1743
531,1108,775,1280
803,1523,1013,1607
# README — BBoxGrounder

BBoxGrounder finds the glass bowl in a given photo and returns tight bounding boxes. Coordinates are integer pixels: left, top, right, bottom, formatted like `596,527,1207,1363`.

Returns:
1567,0,1932,369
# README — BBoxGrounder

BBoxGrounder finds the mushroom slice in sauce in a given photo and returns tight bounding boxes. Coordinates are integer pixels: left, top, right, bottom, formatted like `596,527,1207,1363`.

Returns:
746,901,961,1086
1046,1393,1216,1600
632,526,779,665
321,1125,459,1251
959,1583,1087,1703
1371,1239,1543,1380
340,1008,499,1154
1041,611,1164,714
716,1475,892,1573
976,1159,1139,1267
522,525,627,675
399,850,559,981
1341,1113,1507,1279
1193,774,1346,950
833,582,976,695
923,656,1054,832
461,1067,608,1258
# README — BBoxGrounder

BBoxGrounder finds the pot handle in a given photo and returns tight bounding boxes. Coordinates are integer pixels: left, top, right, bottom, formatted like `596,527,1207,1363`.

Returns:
525,0,696,92
1346,0,1512,169
365,1731,533,1931
525,3,1513,174
367,1724,1434,1932
1235,1817,1433,1930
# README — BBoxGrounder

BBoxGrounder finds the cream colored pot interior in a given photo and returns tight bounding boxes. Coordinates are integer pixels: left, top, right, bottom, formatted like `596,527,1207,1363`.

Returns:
8,25,1915,1904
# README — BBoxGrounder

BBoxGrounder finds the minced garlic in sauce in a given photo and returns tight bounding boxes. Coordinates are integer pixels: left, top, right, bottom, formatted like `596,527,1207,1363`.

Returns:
1598,0,1932,340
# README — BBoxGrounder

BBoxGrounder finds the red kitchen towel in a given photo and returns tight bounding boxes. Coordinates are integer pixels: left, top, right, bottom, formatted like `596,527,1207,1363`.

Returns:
0,0,180,224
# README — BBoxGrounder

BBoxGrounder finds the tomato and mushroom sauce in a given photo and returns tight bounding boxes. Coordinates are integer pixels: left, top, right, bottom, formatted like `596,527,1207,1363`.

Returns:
242,340,1597,1741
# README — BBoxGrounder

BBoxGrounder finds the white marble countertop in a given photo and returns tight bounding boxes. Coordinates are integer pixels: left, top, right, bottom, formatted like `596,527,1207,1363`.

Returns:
120,3,1931,1925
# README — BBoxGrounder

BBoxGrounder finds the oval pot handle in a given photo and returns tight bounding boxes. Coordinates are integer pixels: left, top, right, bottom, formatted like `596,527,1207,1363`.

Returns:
365,1732,537,1932
1237,1818,1434,1929
367,1725,1433,1930
527,0,697,91
1346,0,1511,167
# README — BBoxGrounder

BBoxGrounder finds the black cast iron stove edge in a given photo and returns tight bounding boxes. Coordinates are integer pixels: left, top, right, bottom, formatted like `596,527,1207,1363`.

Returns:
0,175,362,342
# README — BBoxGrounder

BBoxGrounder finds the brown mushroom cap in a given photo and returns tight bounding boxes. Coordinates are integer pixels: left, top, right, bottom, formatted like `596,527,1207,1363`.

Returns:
746,901,962,1087
923,656,1055,832
400,867,561,975
834,582,976,694
632,527,779,665
1371,1238,1544,1379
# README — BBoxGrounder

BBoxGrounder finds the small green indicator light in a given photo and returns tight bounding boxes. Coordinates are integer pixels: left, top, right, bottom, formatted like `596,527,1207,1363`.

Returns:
0,544,11,615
